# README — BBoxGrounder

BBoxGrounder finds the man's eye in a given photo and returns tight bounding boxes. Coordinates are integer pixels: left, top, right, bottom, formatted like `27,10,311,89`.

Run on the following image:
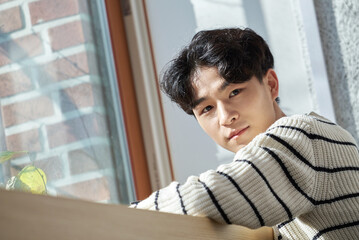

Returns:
202,105,213,113
229,89,241,97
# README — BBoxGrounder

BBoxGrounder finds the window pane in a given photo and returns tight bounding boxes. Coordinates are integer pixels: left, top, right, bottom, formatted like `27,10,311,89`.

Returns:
0,0,135,204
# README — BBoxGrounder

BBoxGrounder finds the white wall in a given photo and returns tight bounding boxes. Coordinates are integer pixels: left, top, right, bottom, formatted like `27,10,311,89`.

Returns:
144,0,332,183
314,0,359,144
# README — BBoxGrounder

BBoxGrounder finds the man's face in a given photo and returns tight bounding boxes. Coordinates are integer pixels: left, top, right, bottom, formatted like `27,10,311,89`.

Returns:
192,67,284,153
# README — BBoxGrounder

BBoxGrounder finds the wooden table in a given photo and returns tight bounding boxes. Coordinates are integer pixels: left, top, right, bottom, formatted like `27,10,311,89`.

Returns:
0,189,273,240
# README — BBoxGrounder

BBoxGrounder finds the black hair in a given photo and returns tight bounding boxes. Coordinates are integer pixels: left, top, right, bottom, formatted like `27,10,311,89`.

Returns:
160,28,274,115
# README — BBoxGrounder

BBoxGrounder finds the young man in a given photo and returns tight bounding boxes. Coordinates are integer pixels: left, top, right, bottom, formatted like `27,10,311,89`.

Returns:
131,28,359,239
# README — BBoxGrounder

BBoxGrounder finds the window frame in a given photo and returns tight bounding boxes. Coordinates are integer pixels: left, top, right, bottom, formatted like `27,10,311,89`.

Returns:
104,0,152,200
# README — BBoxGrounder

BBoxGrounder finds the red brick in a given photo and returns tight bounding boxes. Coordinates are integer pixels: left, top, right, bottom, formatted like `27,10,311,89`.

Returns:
29,0,88,25
0,0,14,3
58,177,111,202
39,52,90,84
0,7,23,34
46,113,107,148
68,149,99,174
60,83,95,112
37,156,64,181
2,96,54,127
0,33,44,67
49,20,92,51
10,156,64,181
6,128,42,152
68,146,112,175
0,69,33,97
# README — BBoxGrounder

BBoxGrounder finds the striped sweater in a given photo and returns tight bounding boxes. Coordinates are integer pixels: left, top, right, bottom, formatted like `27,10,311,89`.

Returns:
131,113,359,239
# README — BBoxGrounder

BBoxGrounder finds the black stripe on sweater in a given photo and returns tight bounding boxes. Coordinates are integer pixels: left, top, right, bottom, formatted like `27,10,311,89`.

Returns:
266,133,359,173
130,201,140,208
311,117,336,125
277,218,295,229
176,183,187,215
198,179,231,224
263,145,359,232
235,159,293,220
155,190,160,211
269,126,358,149
217,171,265,226
261,147,359,206
312,220,359,240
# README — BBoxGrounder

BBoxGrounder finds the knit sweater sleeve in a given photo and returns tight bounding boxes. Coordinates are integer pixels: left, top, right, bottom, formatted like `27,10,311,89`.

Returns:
131,115,319,228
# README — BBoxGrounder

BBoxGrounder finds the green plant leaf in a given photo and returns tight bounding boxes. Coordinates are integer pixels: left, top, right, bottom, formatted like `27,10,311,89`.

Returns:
0,151,28,163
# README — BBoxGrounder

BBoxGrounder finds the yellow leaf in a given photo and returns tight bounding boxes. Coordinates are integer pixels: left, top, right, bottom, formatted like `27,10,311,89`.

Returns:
16,165,47,194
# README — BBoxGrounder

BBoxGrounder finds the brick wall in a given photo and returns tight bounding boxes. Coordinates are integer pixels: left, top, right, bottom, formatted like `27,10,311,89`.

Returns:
0,0,124,203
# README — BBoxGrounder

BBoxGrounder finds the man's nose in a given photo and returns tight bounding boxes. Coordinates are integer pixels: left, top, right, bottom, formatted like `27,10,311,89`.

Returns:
218,103,238,126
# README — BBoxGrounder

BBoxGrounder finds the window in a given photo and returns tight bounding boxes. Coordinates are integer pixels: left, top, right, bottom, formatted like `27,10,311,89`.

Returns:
0,0,148,204
142,0,335,182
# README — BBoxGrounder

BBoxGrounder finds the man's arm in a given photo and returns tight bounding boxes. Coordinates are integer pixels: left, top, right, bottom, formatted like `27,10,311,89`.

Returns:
131,115,318,228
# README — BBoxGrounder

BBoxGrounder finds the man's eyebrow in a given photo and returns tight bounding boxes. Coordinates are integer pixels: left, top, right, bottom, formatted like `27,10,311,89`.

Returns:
219,81,230,91
192,81,230,110
192,97,206,109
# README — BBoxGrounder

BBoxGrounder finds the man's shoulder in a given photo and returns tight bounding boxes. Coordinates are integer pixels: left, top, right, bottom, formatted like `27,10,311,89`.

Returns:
271,112,356,144
265,112,341,140
271,112,334,128
269,112,315,129
306,112,335,124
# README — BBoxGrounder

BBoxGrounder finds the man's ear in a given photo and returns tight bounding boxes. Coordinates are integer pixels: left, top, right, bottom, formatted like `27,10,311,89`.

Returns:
265,69,279,100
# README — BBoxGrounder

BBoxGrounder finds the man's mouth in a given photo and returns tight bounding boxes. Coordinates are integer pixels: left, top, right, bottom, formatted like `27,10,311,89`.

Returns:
228,126,249,140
